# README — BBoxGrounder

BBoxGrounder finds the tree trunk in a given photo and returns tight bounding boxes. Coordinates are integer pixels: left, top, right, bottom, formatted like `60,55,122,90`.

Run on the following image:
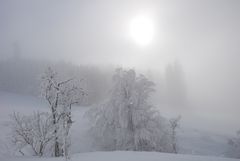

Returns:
127,105,135,150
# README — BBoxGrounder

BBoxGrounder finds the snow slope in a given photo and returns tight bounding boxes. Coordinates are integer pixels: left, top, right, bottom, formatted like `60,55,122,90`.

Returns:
1,151,240,161
178,128,230,156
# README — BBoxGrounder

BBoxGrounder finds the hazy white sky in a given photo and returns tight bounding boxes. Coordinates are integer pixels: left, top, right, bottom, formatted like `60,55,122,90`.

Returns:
0,0,240,134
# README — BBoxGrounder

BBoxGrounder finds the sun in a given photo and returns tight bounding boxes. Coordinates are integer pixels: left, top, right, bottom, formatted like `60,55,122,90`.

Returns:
129,15,154,46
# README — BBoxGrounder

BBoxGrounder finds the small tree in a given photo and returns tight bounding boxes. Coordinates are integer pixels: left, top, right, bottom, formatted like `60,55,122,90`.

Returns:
10,112,54,156
226,130,240,158
88,68,173,152
41,67,85,158
169,116,181,153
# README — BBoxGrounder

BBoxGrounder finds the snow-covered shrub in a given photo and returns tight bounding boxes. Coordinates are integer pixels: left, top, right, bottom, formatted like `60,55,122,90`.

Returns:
10,112,54,156
226,130,240,158
87,68,174,152
169,116,181,153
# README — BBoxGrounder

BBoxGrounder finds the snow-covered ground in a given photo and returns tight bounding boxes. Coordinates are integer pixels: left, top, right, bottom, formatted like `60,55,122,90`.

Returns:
2,151,240,161
0,92,236,160
178,128,230,156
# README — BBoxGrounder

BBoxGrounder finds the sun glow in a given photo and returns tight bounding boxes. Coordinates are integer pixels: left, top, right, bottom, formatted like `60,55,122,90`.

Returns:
129,15,154,46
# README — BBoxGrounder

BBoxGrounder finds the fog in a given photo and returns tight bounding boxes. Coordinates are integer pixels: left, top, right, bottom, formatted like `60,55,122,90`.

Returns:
1,0,240,135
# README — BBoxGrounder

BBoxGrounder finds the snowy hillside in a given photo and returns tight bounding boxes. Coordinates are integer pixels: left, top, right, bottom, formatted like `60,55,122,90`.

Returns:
0,92,234,160
178,128,229,156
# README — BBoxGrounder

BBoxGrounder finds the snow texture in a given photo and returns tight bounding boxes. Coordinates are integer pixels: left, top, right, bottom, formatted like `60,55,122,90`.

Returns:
1,151,239,161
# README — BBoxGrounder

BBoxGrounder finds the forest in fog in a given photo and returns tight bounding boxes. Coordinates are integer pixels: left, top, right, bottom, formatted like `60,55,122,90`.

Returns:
0,54,187,108
1,52,240,159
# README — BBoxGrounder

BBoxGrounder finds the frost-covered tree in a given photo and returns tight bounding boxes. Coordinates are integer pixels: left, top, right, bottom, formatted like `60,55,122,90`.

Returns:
88,68,173,152
169,116,181,153
41,67,85,158
226,130,240,158
10,112,54,156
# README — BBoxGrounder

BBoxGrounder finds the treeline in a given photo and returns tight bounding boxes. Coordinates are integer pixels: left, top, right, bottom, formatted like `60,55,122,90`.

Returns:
0,57,112,105
0,57,188,107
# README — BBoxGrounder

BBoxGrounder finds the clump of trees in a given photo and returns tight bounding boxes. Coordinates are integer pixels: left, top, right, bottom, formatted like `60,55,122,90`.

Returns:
9,67,181,157
10,67,85,158
87,68,180,153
